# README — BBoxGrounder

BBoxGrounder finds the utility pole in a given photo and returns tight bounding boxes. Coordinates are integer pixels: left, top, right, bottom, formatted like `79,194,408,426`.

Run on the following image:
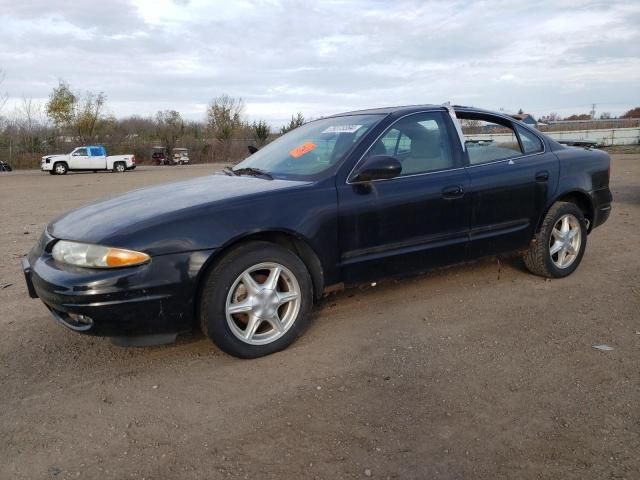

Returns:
590,103,596,119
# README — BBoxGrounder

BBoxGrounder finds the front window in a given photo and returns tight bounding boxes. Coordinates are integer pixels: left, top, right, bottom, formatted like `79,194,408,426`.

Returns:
73,148,88,156
363,112,455,176
233,114,384,179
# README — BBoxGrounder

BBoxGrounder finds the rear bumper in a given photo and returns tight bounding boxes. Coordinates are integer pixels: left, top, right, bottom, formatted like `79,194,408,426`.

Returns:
590,187,613,229
23,240,215,337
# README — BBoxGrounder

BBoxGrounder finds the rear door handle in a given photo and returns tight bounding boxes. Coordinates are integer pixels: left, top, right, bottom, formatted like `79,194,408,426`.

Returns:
442,185,464,199
535,171,550,182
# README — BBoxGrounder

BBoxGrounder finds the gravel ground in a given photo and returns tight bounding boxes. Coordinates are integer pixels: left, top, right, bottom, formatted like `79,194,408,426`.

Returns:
1,159,639,479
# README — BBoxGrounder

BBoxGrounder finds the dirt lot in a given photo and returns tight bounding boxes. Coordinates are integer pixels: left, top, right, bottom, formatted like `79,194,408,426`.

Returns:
1,159,639,479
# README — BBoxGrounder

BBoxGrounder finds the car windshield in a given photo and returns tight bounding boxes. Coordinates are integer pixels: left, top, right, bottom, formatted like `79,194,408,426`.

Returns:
232,114,384,179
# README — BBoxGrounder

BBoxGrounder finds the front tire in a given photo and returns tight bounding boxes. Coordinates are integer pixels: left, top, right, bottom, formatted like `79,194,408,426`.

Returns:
53,162,68,175
199,241,313,358
523,202,588,278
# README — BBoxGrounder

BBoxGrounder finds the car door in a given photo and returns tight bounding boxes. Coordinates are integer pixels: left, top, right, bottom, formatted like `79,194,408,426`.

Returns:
337,110,470,283
69,147,90,169
457,111,559,257
88,146,106,170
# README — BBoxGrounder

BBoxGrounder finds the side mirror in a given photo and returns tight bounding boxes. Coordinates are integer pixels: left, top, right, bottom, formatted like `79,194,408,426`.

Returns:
247,145,258,154
351,155,402,183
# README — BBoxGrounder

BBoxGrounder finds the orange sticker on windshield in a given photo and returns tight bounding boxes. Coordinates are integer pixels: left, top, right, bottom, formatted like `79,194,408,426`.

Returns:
289,142,316,158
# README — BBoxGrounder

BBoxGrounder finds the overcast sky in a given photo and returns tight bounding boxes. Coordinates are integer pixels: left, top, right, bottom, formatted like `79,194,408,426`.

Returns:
0,0,639,125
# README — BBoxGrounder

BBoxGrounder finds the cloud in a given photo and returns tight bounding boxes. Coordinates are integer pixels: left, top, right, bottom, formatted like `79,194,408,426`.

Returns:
0,0,638,124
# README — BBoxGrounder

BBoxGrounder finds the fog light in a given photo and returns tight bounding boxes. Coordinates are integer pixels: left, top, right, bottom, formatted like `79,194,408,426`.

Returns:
68,313,93,325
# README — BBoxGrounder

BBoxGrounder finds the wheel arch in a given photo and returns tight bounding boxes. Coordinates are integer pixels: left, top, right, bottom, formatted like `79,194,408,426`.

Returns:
536,189,595,234
193,229,325,326
53,161,68,172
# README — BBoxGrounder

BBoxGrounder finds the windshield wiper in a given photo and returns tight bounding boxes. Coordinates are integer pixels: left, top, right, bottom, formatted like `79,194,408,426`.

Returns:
232,167,273,180
222,166,236,176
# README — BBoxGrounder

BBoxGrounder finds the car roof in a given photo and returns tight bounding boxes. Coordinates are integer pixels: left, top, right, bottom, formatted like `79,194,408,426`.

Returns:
329,104,444,117
326,104,510,118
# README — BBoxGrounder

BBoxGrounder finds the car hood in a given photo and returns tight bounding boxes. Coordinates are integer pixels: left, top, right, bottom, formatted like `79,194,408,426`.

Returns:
48,174,310,250
43,154,68,161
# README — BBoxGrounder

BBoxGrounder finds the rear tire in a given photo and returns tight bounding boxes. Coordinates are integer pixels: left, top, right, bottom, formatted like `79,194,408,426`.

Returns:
114,162,126,173
523,202,587,278
199,241,313,358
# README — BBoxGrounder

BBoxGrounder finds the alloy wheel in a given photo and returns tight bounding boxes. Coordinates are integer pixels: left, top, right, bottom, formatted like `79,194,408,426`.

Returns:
549,213,582,269
225,262,301,345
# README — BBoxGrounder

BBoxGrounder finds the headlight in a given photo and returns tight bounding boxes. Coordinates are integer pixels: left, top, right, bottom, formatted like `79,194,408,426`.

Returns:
51,240,150,268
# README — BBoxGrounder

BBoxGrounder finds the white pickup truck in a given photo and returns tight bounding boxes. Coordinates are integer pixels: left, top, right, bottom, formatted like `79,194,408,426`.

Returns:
41,145,136,175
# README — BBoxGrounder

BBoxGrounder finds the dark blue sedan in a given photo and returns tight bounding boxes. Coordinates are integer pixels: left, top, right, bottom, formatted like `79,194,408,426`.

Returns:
23,105,612,357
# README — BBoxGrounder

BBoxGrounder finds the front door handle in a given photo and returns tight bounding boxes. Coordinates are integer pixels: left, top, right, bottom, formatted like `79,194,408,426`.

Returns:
442,185,464,200
535,170,550,182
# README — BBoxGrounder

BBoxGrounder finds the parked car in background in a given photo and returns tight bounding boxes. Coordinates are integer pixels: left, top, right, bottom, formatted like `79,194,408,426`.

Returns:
41,146,136,175
151,150,168,165
0,160,12,172
172,148,190,165
23,105,612,358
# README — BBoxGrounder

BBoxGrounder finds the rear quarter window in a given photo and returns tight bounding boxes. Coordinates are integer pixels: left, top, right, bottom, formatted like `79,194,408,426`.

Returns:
515,125,543,154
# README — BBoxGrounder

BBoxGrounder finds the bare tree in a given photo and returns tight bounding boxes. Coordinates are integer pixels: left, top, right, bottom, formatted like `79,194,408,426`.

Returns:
206,94,244,161
155,110,184,155
16,97,48,154
75,91,107,142
459,118,482,134
540,112,561,122
206,94,244,142
0,68,7,114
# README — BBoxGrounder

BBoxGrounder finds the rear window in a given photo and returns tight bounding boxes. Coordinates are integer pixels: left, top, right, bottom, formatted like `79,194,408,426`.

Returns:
457,117,521,165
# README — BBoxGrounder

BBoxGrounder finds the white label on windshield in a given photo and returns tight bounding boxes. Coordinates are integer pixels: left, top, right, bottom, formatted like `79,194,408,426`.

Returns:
322,125,363,133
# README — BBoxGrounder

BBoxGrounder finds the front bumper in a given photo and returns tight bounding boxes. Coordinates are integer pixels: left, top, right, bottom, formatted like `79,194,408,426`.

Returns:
23,235,215,337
